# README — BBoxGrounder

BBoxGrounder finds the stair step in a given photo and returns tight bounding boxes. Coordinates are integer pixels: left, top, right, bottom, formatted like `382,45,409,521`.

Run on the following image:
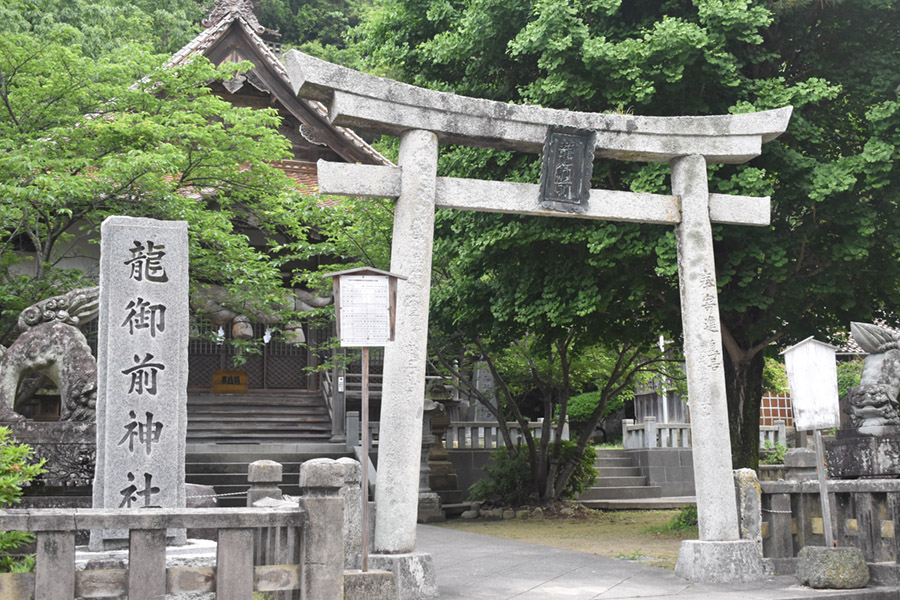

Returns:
579,486,663,500
188,416,329,424
591,476,648,487
594,449,627,458
594,466,641,477
594,457,633,468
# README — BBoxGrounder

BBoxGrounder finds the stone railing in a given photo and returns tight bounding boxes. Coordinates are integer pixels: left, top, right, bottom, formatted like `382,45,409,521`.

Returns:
622,417,692,449
622,418,787,450
0,459,346,600
444,419,569,450
346,412,569,451
759,420,787,447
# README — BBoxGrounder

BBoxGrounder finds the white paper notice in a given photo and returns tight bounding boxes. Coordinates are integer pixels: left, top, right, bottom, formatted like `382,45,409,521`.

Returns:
339,275,391,347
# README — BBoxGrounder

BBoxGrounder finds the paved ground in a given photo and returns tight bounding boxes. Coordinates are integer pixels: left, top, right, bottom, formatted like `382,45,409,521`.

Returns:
417,524,899,600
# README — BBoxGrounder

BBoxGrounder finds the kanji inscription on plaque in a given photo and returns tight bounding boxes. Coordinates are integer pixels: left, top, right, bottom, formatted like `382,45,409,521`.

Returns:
539,126,596,213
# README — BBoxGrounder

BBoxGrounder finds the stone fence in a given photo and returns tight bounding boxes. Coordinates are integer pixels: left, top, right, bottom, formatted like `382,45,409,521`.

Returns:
622,417,787,450
443,420,569,450
0,459,345,600
345,412,569,451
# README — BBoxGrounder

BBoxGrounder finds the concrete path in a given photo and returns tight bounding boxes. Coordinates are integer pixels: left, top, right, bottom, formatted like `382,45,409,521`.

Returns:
417,524,898,600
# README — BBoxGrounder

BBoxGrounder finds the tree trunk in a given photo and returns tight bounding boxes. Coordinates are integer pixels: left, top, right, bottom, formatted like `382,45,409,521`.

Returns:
723,347,765,470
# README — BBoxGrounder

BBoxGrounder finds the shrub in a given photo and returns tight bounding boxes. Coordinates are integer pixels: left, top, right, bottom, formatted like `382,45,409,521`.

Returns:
469,441,598,505
759,440,787,465
670,505,698,530
837,358,865,399
0,426,46,573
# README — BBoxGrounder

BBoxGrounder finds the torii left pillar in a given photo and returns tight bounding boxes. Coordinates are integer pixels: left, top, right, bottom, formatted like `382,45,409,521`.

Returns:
364,130,441,597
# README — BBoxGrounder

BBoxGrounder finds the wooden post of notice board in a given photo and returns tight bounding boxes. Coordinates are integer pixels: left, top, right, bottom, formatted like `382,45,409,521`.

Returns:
326,267,405,571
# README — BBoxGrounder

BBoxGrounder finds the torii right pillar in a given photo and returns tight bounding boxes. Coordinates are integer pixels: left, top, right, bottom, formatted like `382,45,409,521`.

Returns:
671,154,764,582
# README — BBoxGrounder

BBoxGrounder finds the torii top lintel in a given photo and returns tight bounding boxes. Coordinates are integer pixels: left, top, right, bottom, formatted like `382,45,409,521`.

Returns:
284,50,792,165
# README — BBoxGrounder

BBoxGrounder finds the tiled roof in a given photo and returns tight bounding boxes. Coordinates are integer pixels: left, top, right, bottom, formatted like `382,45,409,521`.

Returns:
168,9,393,168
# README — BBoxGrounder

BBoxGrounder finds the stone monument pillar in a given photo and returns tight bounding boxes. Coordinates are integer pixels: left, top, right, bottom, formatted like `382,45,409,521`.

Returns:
90,217,189,549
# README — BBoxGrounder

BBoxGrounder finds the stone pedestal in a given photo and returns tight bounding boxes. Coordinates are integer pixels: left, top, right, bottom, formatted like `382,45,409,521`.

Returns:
674,539,765,583
368,552,438,600
827,427,900,478
797,546,869,589
344,569,397,600
784,448,817,481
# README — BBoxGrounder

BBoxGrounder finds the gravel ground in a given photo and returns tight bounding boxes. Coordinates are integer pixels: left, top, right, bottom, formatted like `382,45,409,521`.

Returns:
434,507,698,571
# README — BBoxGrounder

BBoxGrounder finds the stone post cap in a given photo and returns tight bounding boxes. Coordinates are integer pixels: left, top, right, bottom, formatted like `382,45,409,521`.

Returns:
784,448,816,468
299,458,345,490
248,460,283,483
337,457,362,484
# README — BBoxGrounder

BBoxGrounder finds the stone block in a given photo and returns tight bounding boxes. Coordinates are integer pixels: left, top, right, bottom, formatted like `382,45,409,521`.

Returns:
345,569,398,600
299,458,344,492
733,468,763,557
369,552,438,600
417,492,444,523
502,509,515,520
784,448,816,468
248,459,283,483
675,539,765,583
796,546,869,589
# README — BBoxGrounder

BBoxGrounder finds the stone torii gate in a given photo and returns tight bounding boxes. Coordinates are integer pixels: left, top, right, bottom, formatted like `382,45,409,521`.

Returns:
285,50,791,588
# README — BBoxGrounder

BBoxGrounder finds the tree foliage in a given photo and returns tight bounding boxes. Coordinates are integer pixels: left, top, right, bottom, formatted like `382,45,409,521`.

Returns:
0,426,46,573
358,0,900,469
0,23,308,343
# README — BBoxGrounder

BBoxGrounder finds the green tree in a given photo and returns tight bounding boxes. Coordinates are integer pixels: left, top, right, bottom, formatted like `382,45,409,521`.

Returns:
358,0,900,469
428,205,679,501
0,0,206,56
0,27,307,343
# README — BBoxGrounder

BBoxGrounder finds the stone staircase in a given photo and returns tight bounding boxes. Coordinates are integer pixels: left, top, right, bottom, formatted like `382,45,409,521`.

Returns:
578,448,662,508
186,392,332,444
185,392,343,506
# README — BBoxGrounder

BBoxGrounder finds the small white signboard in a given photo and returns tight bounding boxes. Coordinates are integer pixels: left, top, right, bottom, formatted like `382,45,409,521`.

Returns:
339,275,391,347
782,337,841,431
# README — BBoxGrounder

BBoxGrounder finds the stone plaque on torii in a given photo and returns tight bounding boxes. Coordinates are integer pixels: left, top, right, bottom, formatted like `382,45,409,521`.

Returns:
285,50,791,585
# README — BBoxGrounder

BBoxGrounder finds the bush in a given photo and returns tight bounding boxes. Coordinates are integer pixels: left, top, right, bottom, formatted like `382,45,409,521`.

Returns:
469,441,598,505
837,358,865,399
670,505,698,530
0,426,46,573
759,440,787,465
469,446,533,506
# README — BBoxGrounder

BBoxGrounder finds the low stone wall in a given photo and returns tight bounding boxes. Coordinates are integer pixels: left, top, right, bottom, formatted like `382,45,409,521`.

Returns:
446,449,494,500
626,448,695,496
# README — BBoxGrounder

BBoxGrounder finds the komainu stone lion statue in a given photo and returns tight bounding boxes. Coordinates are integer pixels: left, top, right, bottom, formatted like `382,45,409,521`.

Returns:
846,322,900,428
0,287,99,421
